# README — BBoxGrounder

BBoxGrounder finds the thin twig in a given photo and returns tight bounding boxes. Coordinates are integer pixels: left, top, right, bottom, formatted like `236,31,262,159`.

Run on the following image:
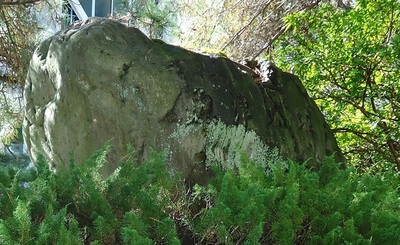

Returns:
0,0,40,5
221,0,273,51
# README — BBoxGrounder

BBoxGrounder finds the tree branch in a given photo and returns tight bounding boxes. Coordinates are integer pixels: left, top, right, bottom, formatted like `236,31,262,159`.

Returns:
335,127,396,164
221,0,274,51
251,25,286,59
0,0,40,5
251,0,322,59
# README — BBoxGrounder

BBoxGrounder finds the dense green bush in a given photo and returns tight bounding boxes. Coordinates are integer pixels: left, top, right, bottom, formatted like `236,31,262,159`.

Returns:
1,145,399,244
0,145,180,245
192,156,400,244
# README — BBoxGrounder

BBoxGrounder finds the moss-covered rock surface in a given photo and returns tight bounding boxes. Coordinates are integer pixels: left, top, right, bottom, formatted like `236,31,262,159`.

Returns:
24,17,343,179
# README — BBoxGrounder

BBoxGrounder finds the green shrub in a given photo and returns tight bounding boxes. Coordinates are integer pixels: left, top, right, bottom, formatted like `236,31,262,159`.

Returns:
0,145,180,244
190,156,400,244
1,145,399,244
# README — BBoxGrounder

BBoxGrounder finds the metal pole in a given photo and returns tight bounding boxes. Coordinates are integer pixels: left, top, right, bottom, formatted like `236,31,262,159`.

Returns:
68,0,88,21
110,0,114,17
92,0,96,16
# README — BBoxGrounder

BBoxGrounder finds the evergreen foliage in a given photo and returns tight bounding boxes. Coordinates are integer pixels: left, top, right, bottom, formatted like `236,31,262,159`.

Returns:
191,156,400,244
117,0,176,39
0,145,180,244
1,145,399,244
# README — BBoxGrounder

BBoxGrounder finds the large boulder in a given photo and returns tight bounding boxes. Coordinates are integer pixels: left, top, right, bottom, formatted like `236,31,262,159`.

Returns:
23,17,344,179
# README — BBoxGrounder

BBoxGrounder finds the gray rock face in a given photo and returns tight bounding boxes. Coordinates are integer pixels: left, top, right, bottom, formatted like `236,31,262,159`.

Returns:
23,17,344,178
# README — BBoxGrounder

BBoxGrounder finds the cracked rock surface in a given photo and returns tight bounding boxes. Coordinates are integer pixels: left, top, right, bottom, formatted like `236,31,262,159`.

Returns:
23,17,344,179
